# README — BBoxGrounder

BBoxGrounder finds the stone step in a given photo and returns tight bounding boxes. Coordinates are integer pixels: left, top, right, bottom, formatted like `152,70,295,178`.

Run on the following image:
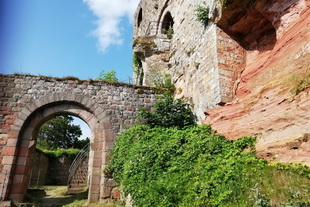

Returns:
0,201,12,207
66,185,87,195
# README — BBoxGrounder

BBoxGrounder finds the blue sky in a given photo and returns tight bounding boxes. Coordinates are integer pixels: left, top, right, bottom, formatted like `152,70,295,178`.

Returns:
0,0,140,139
0,0,139,83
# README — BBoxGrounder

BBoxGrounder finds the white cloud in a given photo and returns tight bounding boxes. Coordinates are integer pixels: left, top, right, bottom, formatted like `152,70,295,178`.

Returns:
83,0,140,52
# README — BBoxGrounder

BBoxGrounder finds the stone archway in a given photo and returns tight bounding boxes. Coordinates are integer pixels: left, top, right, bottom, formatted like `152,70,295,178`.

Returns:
2,93,112,203
161,11,174,34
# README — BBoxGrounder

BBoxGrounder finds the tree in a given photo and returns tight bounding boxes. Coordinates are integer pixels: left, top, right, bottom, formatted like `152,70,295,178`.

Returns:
96,70,118,83
138,93,196,129
37,115,82,150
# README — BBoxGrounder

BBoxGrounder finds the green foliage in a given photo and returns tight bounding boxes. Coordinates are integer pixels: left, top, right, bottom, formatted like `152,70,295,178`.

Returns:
36,147,80,160
133,53,144,85
110,125,310,206
289,73,310,95
133,53,142,73
194,2,210,27
37,115,82,150
153,72,175,90
96,70,118,83
166,26,174,38
137,94,196,128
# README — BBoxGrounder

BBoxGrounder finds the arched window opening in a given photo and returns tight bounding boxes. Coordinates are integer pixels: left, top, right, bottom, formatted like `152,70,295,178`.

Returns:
27,115,91,201
161,12,174,36
138,8,143,27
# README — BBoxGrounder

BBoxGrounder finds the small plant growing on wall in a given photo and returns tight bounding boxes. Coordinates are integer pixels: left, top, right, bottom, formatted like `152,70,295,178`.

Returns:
96,70,118,83
194,2,210,27
166,26,174,39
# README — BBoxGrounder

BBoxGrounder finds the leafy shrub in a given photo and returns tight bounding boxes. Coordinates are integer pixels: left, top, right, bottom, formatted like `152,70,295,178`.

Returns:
166,26,174,38
110,125,310,206
96,70,118,83
153,72,175,90
137,94,196,128
110,125,255,206
290,73,310,95
194,3,210,27
36,147,80,160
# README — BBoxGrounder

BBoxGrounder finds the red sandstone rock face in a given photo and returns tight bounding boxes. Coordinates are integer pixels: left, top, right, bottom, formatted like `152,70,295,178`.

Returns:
204,0,310,166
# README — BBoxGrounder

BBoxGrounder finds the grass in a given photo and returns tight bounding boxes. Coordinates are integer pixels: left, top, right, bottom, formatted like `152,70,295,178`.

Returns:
24,186,125,207
245,166,310,205
289,73,310,95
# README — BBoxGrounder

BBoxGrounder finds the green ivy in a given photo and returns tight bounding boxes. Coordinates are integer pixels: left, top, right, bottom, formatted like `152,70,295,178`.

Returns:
110,126,255,206
110,125,310,206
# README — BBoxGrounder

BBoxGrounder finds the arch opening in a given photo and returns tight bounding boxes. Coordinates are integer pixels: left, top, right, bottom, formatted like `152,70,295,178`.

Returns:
28,115,91,190
161,12,174,35
137,8,143,28
5,100,106,203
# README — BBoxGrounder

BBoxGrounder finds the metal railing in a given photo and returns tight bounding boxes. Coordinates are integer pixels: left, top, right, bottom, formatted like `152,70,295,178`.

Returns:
145,21,174,37
67,143,90,186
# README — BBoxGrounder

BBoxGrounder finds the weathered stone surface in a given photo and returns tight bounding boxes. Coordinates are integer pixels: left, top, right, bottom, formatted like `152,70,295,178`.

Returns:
133,0,310,166
204,1,310,166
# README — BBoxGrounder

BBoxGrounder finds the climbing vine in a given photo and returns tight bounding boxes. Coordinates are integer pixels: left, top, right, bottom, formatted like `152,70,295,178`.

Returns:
110,125,310,206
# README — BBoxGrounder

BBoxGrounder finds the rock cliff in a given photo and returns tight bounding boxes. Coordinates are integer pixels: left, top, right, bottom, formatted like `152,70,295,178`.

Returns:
133,0,310,165
204,0,310,165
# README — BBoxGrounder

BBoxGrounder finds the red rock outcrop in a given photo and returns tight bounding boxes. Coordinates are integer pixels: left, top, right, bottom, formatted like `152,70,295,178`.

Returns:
204,0,310,166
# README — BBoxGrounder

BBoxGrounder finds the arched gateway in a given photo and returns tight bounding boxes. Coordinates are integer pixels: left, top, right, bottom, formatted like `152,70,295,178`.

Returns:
0,74,159,203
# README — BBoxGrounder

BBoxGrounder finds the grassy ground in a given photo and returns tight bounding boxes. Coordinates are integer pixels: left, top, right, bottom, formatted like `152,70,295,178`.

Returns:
24,186,125,207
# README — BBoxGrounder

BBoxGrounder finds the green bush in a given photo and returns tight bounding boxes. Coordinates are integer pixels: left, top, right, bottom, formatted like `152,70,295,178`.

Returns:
137,94,196,129
111,125,253,206
194,3,210,27
36,147,80,160
110,125,310,206
96,70,118,83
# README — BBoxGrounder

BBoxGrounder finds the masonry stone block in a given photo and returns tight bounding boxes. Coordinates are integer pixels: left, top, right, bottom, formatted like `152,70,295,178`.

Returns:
16,157,30,166
89,192,100,203
92,167,102,176
103,142,114,151
12,118,25,128
101,187,112,199
14,165,30,175
104,130,114,142
93,150,102,160
77,111,92,123
2,156,14,165
12,175,27,184
20,127,34,140
42,106,56,118
90,143,102,151
101,152,110,163
2,147,16,156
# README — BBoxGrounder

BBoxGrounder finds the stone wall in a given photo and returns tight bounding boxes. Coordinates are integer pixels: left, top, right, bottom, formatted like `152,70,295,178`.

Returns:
29,150,49,187
0,74,160,202
29,149,73,187
133,0,310,166
46,155,73,185
133,0,223,121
